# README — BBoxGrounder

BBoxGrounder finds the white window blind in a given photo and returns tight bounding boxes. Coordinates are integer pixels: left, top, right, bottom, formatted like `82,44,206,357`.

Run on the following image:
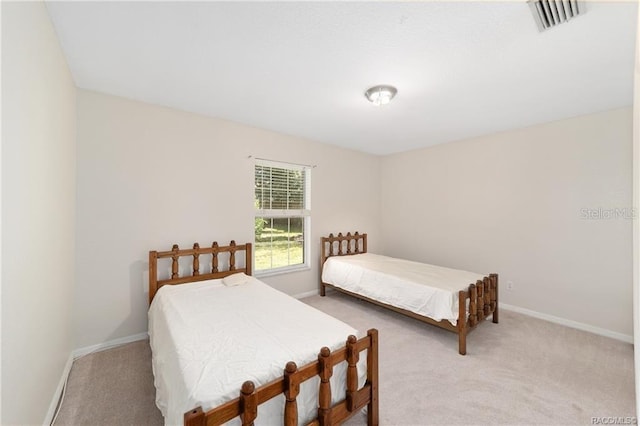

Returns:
254,160,311,274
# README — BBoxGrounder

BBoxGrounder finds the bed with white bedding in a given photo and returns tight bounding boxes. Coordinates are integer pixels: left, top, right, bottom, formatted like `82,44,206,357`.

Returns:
148,240,379,426
320,232,498,355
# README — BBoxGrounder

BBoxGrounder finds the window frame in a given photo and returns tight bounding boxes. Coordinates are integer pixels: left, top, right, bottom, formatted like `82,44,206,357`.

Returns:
253,159,311,277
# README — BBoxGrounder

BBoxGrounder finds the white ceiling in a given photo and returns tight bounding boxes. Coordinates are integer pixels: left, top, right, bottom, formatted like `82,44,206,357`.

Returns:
46,1,637,156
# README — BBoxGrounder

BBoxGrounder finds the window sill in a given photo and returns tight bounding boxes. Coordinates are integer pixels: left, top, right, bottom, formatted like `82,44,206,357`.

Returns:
254,264,311,278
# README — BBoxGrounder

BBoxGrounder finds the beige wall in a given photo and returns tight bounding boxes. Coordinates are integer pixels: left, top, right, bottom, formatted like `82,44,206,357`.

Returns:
74,90,381,349
1,2,77,424
74,92,634,348
381,108,633,338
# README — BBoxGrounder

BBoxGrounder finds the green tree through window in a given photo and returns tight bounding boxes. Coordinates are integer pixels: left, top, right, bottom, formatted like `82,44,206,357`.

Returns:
254,161,310,273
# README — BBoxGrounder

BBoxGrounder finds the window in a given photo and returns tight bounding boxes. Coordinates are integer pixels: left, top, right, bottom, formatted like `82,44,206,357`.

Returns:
254,160,311,274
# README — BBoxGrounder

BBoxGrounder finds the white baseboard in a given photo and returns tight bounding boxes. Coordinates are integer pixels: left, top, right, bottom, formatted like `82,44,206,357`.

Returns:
288,291,635,343
293,289,319,299
501,303,633,344
43,353,73,426
72,332,149,359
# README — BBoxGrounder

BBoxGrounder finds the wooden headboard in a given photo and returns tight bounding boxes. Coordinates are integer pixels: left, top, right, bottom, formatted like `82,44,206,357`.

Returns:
320,232,367,265
149,240,252,304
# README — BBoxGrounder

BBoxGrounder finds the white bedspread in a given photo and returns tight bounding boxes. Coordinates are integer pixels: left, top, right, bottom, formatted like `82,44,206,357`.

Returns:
322,253,487,325
148,276,364,426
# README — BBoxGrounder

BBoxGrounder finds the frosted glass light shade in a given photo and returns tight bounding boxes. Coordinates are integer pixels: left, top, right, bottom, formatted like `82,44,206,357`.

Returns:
364,85,397,106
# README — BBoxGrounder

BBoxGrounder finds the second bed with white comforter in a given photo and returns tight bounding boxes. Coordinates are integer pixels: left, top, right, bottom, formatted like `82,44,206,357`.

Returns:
322,252,487,325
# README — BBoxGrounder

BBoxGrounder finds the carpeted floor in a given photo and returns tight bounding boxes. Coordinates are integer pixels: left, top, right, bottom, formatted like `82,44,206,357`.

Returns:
54,292,636,425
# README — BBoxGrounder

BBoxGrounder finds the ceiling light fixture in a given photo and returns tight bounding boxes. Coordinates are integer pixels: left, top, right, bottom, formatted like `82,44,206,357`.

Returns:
364,85,397,106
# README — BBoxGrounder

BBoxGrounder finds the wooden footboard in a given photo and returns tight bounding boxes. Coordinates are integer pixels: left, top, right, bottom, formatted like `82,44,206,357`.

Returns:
456,274,499,355
321,232,498,355
184,329,379,426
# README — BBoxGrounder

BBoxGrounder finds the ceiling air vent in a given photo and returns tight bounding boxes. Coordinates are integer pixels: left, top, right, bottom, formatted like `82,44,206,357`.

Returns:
528,0,585,32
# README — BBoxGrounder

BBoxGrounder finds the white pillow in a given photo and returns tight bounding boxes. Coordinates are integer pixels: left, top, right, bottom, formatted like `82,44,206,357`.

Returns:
222,272,250,287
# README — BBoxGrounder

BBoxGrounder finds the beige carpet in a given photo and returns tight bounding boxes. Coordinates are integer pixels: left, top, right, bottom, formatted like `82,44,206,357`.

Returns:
54,291,635,425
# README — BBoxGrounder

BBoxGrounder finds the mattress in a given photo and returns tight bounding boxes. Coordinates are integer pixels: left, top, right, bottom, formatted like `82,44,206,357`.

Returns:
321,253,487,325
148,275,365,426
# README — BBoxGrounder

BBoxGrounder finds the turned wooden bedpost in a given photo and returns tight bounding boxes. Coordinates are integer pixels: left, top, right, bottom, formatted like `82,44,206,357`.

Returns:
171,244,179,278
345,335,359,411
483,277,491,316
240,381,257,426
367,329,379,426
192,243,200,276
245,243,253,276
320,235,329,297
476,280,485,322
469,284,477,327
211,241,219,273
148,251,158,305
491,273,499,323
184,407,205,426
321,236,327,265
318,347,333,426
229,240,237,271
458,290,467,355
283,361,299,426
